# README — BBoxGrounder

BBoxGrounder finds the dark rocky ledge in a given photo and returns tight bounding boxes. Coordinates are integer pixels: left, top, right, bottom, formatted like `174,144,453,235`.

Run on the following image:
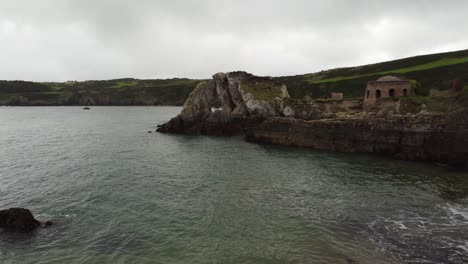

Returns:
246,110,468,168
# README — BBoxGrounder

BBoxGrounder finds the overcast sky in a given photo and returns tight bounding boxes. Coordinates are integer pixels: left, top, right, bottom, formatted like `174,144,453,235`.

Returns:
0,0,467,81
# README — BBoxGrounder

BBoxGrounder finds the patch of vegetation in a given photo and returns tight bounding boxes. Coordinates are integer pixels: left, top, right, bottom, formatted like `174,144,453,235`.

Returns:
426,96,461,113
241,81,283,101
276,49,468,99
0,78,204,105
400,96,429,105
454,87,468,108
109,81,139,89
399,89,468,114
398,96,428,114
310,57,468,84
43,83,64,91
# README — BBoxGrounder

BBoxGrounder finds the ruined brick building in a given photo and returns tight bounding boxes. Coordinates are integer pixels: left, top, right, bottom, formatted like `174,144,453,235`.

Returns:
364,76,412,111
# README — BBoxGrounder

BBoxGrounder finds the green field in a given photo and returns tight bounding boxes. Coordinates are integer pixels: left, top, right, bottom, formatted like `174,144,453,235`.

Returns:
310,57,468,84
277,49,468,99
0,78,204,106
109,81,139,89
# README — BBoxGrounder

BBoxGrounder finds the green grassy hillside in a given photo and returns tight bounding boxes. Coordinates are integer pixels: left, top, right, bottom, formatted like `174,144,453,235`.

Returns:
276,49,468,99
0,78,203,106
1,49,467,105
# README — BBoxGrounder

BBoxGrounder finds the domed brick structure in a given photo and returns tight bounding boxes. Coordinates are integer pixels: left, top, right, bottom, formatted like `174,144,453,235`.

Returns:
364,76,412,111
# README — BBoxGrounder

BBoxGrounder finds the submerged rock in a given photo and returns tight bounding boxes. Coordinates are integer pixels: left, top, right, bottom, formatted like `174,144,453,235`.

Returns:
0,208,50,232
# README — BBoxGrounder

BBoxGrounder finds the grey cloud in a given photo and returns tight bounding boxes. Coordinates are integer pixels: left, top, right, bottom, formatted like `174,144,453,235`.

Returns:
0,0,467,81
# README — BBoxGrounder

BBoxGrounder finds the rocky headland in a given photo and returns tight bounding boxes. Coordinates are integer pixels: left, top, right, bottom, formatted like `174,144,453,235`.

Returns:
157,71,468,169
157,72,291,135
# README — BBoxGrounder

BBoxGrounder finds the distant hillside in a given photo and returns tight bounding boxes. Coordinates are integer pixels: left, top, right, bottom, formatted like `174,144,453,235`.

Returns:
0,78,204,106
276,49,468,99
1,49,467,105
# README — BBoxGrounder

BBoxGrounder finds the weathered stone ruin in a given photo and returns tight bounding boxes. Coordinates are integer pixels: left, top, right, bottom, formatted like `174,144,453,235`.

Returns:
364,76,412,111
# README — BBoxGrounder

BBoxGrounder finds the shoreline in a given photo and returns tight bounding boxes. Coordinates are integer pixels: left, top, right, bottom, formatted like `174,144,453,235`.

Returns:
157,71,468,170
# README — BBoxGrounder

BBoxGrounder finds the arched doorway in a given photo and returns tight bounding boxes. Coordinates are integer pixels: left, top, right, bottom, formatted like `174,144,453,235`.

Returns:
366,90,370,98
376,89,381,98
389,89,395,97
403,89,408,96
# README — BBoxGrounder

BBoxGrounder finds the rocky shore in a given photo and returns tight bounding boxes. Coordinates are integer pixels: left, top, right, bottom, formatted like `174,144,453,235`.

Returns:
157,71,468,168
246,111,468,167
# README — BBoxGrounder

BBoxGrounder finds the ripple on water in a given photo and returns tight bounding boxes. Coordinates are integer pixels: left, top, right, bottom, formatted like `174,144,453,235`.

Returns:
366,203,468,264
1,107,468,264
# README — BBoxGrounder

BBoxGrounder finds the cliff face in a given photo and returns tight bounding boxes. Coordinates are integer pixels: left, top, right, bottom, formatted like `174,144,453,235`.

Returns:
246,110,468,167
157,72,290,135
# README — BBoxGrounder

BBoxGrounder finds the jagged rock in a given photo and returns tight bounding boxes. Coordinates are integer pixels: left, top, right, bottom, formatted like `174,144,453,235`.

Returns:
180,81,218,121
157,71,290,135
0,208,42,232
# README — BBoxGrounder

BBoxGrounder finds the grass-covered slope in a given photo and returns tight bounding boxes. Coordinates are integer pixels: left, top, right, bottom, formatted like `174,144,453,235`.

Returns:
0,78,203,106
276,49,468,99
1,49,467,105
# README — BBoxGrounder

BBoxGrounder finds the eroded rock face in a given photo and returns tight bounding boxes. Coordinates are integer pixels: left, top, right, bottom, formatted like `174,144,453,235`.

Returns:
246,112,468,167
0,208,42,232
157,72,290,135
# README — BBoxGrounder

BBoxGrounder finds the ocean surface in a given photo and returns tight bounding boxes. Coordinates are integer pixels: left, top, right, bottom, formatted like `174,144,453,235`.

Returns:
0,106,467,264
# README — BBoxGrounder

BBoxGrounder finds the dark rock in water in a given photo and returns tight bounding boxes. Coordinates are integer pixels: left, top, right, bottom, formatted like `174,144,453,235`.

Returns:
42,221,54,228
83,107,90,110
0,208,41,232
147,131,152,133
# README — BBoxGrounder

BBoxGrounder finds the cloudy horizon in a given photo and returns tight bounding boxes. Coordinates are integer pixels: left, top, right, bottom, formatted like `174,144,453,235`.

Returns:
1,0,468,82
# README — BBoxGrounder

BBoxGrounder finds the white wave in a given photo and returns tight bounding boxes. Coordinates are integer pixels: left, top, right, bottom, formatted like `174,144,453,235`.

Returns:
447,205,468,221
457,241,468,253
36,212,77,218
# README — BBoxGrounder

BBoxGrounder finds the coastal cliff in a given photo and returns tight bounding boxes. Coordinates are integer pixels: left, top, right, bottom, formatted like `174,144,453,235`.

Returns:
157,71,468,168
157,72,290,135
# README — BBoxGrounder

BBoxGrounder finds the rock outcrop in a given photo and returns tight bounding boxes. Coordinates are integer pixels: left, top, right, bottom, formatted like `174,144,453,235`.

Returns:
157,72,290,135
246,111,468,168
0,208,44,232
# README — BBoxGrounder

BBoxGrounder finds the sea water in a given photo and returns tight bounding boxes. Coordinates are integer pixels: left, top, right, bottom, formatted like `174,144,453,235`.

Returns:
0,107,467,264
